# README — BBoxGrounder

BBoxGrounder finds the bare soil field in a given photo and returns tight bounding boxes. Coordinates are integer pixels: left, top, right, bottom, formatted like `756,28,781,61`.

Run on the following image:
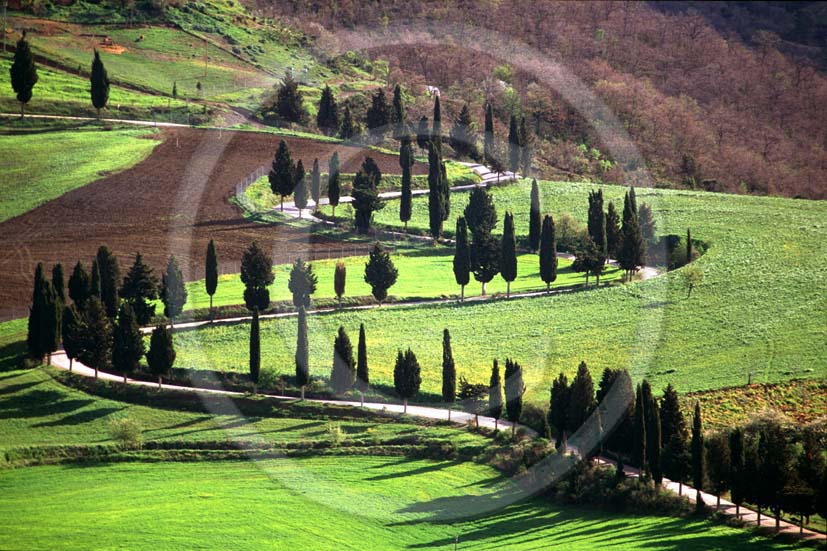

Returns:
0,127,425,320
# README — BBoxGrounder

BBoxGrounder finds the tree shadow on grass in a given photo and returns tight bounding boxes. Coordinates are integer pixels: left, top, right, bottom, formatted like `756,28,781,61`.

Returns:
0,379,43,396
365,458,465,482
0,341,26,372
143,415,214,433
0,389,93,419
32,406,124,427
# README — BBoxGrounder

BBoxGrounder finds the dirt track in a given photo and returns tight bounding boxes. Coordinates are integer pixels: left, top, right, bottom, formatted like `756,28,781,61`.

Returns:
0,127,425,321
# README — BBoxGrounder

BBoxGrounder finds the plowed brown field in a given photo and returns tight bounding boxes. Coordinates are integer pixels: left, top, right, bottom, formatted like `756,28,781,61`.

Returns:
0,127,425,320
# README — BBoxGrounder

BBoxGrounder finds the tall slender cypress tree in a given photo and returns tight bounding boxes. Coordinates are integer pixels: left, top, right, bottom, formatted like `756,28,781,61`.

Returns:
686,228,693,263
96,245,120,320
293,159,307,217
394,348,421,413
328,152,340,219
334,262,346,307
79,297,112,379
52,263,65,304
483,102,494,165
316,85,339,136
90,259,101,298
431,94,441,152
10,32,38,117
61,304,84,372
453,217,471,301
619,190,644,279
399,137,413,231
146,324,174,388
295,307,309,397
605,201,621,259
356,323,368,391
548,373,570,448
365,88,389,140
519,115,532,176
120,252,159,326
691,401,706,511
508,114,520,173
633,383,648,474
489,359,503,430
205,240,218,321
528,179,541,252
161,255,187,326
587,189,607,258
567,360,595,432
112,302,144,383
500,211,517,297
331,325,355,394
90,50,110,118
539,215,557,292
504,358,524,436
729,428,745,518
339,105,356,140
391,84,406,139
68,261,91,309
416,115,429,150
442,328,456,419
648,395,663,485
427,141,445,239
310,158,321,210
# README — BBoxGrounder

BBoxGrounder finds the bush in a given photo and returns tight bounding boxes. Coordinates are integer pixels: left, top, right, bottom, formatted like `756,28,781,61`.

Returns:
108,418,143,450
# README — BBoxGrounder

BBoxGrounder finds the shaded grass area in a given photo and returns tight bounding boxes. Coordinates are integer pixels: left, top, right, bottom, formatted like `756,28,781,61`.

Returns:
175,181,827,403
0,457,802,550
0,127,160,222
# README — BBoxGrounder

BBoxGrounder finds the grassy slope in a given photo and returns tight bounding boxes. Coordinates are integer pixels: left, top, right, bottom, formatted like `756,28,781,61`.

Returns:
0,369,484,451
178,249,621,311
0,458,800,551
174,180,827,403
0,128,159,222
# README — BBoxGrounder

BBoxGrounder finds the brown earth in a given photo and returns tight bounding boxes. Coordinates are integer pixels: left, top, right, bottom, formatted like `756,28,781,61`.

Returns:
0,127,426,321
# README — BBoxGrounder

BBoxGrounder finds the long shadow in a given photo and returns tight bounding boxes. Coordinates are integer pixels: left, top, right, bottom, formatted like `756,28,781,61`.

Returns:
366,459,464,482
143,415,214,433
0,371,28,383
0,389,93,419
0,340,26,372
0,379,43,396
33,406,124,427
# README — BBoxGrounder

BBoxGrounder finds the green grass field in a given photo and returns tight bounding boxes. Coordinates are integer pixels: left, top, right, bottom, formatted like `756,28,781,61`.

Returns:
177,249,621,311
0,457,800,551
174,180,827,403
0,128,159,222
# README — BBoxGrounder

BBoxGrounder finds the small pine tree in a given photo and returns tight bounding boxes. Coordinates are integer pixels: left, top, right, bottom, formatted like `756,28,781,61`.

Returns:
539,214,558,292
10,33,38,117
293,159,307,217
356,323,369,391
205,239,218,321
275,72,306,123
269,140,295,212
240,241,274,312
331,326,355,394
90,50,110,118
660,384,687,445
453,217,471,301
316,85,339,136
441,328,456,418
691,401,706,511
339,105,356,140
333,261,346,307
295,307,309,394
310,158,321,211
449,103,478,159
638,202,657,246
96,245,120,319
68,261,91,309
528,180,541,252
399,137,413,231
146,324,175,388
112,302,144,383
328,152,341,218
393,348,421,413
364,243,398,303
120,252,159,326
464,187,497,238
471,232,500,296
489,359,503,430
288,258,318,309
483,103,494,164
161,255,187,325
365,88,390,139
249,309,260,393
504,358,524,436
500,211,517,297
78,297,113,379
352,159,384,233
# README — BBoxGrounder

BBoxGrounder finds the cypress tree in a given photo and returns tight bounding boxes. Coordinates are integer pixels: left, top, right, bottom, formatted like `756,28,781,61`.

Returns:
328,152,341,218
249,309,260,394
288,257,318,309
316,85,339,136
161,255,187,325
528,179,541,252
310,158,321,211
333,261,346,307
691,401,706,511
663,429,691,496
120,252,159,326
78,297,112,379
508,114,520,173
471,232,500,296
660,384,687,445
96,245,120,319
293,159,307,217
339,105,356,140
112,302,144,383
10,32,38,117
729,428,746,518
500,211,517,297
269,140,295,211
416,115,430,150
394,348,421,413
520,115,532,176
504,358,524,436
90,259,101,299
363,243,398,304
90,50,110,118
453,217,471,301
548,373,570,447
365,88,390,139
638,202,656,246
295,307,309,396
68,261,91,309
240,241,274,312
449,103,477,159
431,95,441,151
567,361,595,432
275,72,306,123
172,82,177,98
399,137,413,231
146,324,175,388
686,228,693,263
439,160,450,222
605,201,621,259
352,168,383,233
633,384,648,474
61,304,84,372
619,190,644,279
647,395,663,485
587,189,607,258
706,431,731,509
52,263,65,304
427,141,445,239
539,215,557,292
27,266,60,364
757,421,791,529
483,102,494,165
205,240,218,321
356,323,368,391
489,359,503,430
441,328,456,418
29,261,45,305
464,187,497,239
330,326,356,394
391,84,406,139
